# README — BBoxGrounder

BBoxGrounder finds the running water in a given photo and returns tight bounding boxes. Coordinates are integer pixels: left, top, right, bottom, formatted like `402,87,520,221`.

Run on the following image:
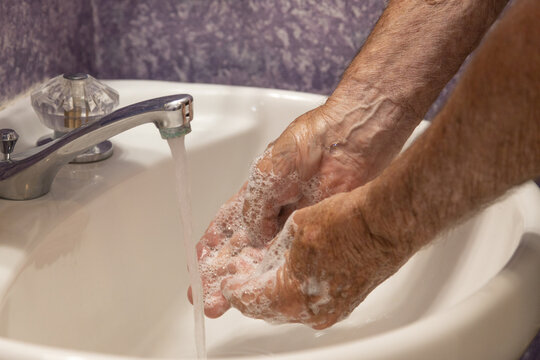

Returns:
167,137,207,359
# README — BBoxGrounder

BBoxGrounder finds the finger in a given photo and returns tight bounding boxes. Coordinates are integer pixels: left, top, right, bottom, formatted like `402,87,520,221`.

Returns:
199,228,221,249
221,272,283,321
188,284,231,318
221,262,308,324
204,290,231,318
242,172,301,244
197,232,262,318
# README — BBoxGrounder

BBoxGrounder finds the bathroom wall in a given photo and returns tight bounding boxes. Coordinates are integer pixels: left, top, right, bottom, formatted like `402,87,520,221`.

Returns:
0,0,453,118
88,0,456,119
0,0,95,107
90,0,384,94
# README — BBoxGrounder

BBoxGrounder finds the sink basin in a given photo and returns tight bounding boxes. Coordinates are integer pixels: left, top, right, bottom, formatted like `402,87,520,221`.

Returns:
0,80,539,360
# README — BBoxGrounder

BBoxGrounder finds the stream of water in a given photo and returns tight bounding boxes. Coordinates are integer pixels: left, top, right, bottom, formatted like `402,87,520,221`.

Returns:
167,137,207,359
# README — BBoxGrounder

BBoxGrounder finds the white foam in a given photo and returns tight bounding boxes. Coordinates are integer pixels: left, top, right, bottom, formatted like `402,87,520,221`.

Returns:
200,145,329,323
255,219,297,275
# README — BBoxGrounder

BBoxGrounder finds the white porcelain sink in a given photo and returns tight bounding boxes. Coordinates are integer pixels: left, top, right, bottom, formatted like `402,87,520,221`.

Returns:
0,81,539,360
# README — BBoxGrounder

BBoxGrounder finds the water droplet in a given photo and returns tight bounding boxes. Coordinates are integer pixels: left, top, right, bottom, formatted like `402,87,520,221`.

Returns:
329,142,340,153
223,226,234,238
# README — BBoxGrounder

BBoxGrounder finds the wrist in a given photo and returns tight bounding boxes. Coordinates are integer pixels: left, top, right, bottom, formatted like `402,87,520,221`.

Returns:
325,77,420,124
319,81,421,181
353,181,419,260
325,79,420,145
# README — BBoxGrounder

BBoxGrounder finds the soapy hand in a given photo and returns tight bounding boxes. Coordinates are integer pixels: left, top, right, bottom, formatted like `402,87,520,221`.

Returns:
191,104,405,318
222,191,411,329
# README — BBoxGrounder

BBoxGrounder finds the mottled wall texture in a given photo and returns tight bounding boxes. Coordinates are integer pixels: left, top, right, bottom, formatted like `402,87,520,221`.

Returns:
1,0,454,117
90,1,384,93
0,0,96,107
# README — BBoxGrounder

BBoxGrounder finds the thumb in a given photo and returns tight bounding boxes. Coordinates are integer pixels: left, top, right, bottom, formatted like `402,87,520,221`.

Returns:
242,150,302,245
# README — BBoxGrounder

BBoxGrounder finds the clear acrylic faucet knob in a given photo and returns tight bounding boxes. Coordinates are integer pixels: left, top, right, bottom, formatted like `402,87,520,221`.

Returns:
0,129,19,161
30,73,119,132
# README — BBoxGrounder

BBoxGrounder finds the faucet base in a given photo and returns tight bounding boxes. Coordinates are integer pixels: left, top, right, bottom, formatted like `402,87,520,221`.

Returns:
70,140,113,163
37,135,114,163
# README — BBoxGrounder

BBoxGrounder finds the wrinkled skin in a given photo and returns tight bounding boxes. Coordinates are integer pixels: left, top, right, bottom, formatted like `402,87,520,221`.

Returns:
187,0,522,328
223,191,412,329
190,105,405,321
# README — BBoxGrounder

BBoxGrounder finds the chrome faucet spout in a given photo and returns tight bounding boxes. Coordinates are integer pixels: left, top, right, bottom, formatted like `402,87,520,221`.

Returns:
0,94,193,200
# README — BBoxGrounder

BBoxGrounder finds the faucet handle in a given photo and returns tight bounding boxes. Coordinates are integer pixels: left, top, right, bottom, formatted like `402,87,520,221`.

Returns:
0,129,19,160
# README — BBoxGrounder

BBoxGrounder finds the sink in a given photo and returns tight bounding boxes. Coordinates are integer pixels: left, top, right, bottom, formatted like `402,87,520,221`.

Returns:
0,80,539,360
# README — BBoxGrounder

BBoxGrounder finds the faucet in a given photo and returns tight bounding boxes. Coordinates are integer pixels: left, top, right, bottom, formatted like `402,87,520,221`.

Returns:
0,94,193,200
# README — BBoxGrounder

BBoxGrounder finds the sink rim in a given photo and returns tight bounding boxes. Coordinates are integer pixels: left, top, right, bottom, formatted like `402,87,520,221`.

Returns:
0,80,538,360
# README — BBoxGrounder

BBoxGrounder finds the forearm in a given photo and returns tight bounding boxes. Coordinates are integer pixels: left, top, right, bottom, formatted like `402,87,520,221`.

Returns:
332,0,509,114
360,0,540,252
321,0,509,177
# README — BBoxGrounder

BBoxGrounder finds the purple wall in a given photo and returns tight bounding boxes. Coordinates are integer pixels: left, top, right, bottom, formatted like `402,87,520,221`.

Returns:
87,0,460,119
1,0,454,118
90,0,384,94
0,1,538,357
0,0,95,106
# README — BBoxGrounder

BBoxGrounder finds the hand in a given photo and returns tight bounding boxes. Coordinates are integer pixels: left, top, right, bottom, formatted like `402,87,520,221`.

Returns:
221,191,411,329
192,103,407,318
